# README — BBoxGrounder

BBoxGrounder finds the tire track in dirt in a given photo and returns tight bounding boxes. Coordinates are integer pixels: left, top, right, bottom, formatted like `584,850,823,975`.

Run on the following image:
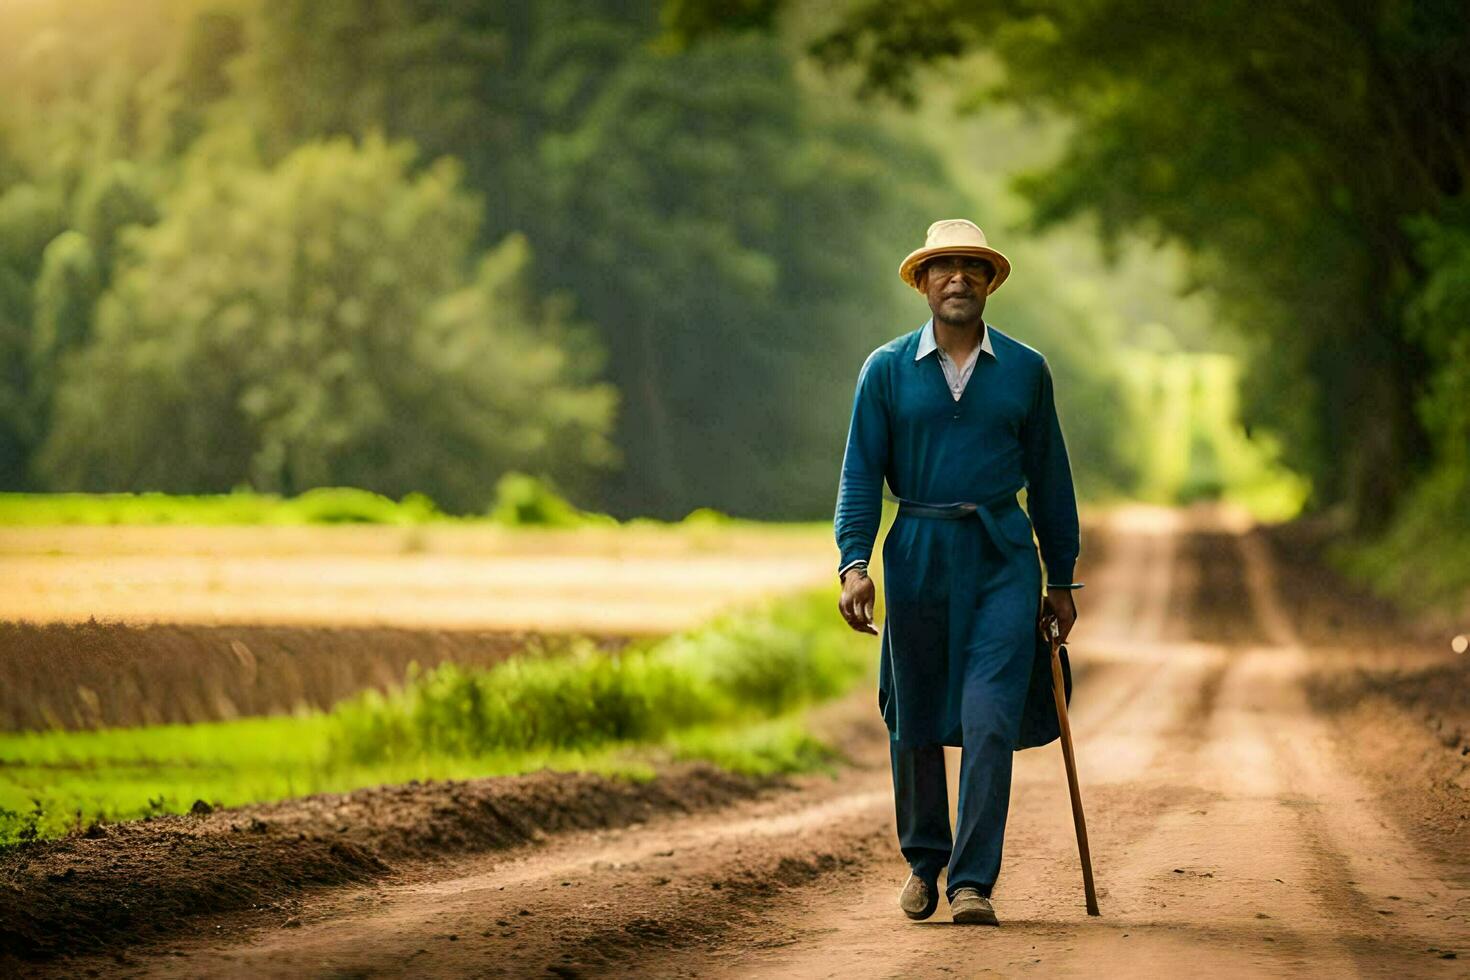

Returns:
1027,506,1182,755
1231,531,1470,968
999,516,1464,975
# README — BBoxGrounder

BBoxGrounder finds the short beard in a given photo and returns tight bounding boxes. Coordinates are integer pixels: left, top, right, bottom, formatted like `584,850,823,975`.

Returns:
934,301,983,327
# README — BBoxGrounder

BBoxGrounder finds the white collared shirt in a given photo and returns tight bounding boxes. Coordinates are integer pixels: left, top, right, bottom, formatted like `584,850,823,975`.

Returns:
916,318,993,401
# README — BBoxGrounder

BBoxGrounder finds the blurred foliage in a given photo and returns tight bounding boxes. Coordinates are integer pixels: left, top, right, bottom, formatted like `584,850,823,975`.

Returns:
1337,200,1470,608
1118,351,1308,521
486,471,617,527
28,230,100,440
0,0,1172,522
30,135,615,511
521,30,941,516
674,0,1470,605
0,478,755,528
0,0,1334,537
667,715,840,775
0,487,444,526
286,487,444,525
0,588,866,842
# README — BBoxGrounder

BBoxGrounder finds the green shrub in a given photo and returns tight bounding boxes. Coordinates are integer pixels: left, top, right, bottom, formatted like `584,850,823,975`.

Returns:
680,507,735,526
285,487,441,524
1336,464,1470,611
328,591,866,764
0,487,447,525
485,472,613,527
0,802,43,849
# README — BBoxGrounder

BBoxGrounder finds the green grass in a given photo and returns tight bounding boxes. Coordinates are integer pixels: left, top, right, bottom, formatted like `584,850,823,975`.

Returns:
0,474,607,527
0,714,840,844
0,590,868,845
665,716,842,776
0,476,824,530
0,486,448,527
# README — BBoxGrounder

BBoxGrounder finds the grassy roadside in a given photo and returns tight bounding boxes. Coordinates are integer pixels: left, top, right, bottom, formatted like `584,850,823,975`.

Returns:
0,481,819,531
0,487,446,527
0,590,869,845
1331,469,1470,615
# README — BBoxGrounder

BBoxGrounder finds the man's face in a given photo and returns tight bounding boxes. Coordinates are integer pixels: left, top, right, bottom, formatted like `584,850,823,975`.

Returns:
922,255,992,325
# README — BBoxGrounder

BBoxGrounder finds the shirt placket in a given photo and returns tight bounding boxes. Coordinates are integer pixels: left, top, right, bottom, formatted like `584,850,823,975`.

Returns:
939,350,979,401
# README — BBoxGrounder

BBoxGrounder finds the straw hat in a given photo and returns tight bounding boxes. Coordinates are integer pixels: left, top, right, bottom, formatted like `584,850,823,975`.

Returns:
898,219,1011,295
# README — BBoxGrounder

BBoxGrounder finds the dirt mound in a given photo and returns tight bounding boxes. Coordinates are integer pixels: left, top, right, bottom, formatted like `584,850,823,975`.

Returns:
1305,661,1470,868
538,840,875,978
0,621,627,731
1258,517,1441,646
0,763,774,963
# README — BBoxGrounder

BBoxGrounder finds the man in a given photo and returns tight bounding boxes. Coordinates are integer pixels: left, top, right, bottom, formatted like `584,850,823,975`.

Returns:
833,219,1081,926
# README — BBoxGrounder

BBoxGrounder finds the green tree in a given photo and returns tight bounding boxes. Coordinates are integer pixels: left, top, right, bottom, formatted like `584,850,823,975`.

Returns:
73,161,159,280
0,263,33,486
529,32,945,516
241,0,959,517
36,134,615,511
28,230,102,441
1,0,1144,518
0,183,67,280
240,0,513,179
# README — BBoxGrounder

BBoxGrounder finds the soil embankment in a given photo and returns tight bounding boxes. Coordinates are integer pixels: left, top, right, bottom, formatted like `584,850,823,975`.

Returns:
0,621,627,731
0,764,782,964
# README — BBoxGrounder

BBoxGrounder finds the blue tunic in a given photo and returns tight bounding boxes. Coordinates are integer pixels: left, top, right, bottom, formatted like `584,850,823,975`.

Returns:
834,319,1080,748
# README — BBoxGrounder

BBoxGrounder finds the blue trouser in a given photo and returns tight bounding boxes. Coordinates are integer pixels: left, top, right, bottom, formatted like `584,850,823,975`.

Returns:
889,534,1041,899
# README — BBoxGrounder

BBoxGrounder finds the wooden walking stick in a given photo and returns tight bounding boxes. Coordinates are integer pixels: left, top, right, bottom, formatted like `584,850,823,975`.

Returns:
1044,615,1100,916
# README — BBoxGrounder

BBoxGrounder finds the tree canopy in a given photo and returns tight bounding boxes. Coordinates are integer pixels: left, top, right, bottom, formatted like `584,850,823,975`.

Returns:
0,0,1306,524
673,0,1469,545
34,135,616,512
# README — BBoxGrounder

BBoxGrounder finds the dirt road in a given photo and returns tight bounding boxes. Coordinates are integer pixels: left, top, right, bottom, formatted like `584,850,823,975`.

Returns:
52,506,1470,977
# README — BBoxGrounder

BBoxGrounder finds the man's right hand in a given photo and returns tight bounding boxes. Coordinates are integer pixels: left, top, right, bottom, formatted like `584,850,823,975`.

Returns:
839,567,878,635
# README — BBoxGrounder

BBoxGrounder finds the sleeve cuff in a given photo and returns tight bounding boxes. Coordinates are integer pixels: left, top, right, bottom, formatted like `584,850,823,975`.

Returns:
1043,556,1077,587
838,558,868,580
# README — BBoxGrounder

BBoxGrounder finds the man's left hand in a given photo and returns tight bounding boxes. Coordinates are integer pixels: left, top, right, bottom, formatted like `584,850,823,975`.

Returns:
1042,590,1078,643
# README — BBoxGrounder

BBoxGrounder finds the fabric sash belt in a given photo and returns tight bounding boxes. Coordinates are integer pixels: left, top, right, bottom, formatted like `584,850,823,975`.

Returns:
891,486,1026,557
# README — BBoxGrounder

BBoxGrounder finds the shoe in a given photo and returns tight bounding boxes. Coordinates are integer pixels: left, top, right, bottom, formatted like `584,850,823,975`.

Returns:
949,887,999,925
899,873,939,920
